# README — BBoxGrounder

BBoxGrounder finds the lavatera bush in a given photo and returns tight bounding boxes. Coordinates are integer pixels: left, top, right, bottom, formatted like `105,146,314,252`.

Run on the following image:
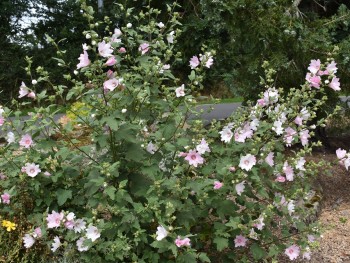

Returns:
0,1,342,263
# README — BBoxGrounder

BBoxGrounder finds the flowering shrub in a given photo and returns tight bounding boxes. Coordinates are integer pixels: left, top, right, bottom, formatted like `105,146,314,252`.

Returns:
0,1,342,262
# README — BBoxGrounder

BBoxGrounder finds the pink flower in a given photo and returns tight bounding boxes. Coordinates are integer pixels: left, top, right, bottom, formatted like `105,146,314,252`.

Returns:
253,216,265,230
201,53,214,68
1,193,10,204
294,116,303,126
175,236,191,247
184,150,204,167
284,127,296,146
213,181,223,190
234,235,247,247
76,237,89,252
118,47,126,53
300,130,310,146
51,236,61,252
106,70,115,79
138,43,150,55
308,59,321,74
19,134,33,148
326,61,337,74
229,166,236,172
105,55,117,66
178,152,188,157
235,181,245,196
77,51,91,69
44,171,51,177
234,123,253,143
336,148,347,159
283,161,294,181
329,77,340,91
239,154,256,171
265,152,274,167
285,244,300,260
33,227,42,238
257,98,266,106
74,219,86,233
219,128,233,143
306,73,321,88
189,56,200,69
24,163,41,177
98,40,113,57
175,84,185,97
303,251,311,260
47,210,64,229
64,220,75,230
296,157,306,171
103,78,119,92
275,175,286,182
317,70,328,76
196,138,210,154
28,92,36,99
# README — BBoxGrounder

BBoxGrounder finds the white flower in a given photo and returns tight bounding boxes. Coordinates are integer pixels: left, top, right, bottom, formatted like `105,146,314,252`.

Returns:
156,225,168,241
74,219,86,233
6,132,15,144
196,138,210,154
66,212,75,221
76,237,89,252
175,84,185,97
23,234,35,248
239,154,257,171
273,120,284,135
287,200,295,215
167,31,175,43
265,152,274,167
157,22,165,28
86,225,100,242
295,157,306,171
51,236,61,252
219,128,233,143
235,181,245,196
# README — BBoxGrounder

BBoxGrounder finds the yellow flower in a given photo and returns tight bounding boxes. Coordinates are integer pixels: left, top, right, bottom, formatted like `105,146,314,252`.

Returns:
2,220,16,231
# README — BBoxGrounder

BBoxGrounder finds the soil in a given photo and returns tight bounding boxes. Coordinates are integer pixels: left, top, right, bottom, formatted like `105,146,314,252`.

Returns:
280,137,350,263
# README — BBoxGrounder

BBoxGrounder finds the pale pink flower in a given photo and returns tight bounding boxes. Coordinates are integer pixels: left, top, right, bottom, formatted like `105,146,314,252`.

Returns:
19,134,33,148
106,69,115,79
44,171,51,177
51,236,61,252
196,138,210,154
294,116,303,126
276,175,286,182
23,234,35,248
47,211,64,229
98,40,113,57
77,51,91,69
27,91,35,99
329,77,340,91
74,219,86,233
189,56,200,69
239,154,256,171
283,161,294,181
229,166,236,172
307,235,316,243
234,123,253,143
235,181,245,196
33,227,42,238
64,220,75,230
263,88,279,104
105,55,117,66
156,225,168,241
24,163,41,177
257,98,266,106
295,157,306,171
178,152,188,157
146,142,157,154
86,225,101,242
213,181,223,190
285,244,300,260
344,158,350,170
167,31,175,43
326,61,337,74
19,82,29,98
265,152,274,167
219,128,233,143
184,150,204,167
317,70,328,76
253,216,265,230
303,251,311,260
300,130,310,146
284,127,296,146
308,59,321,74
0,116,5,126
76,237,89,252
6,132,15,144
138,43,150,55
1,193,10,204
103,78,119,92
273,120,284,135
175,84,185,97
306,73,321,88
201,53,214,68
118,47,126,53
336,148,347,159
287,200,295,215
234,235,247,247
175,236,191,247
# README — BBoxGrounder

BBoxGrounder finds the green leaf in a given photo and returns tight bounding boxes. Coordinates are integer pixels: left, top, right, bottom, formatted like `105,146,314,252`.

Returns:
189,70,196,81
56,189,72,206
198,253,211,262
213,237,229,251
104,186,117,200
250,243,266,260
